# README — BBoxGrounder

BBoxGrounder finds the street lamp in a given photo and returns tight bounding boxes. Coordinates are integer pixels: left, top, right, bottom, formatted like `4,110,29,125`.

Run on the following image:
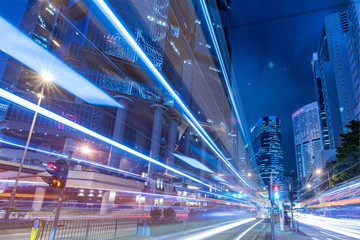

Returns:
307,183,311,189
5,71,53,219
81,146,91,155
247,173,252,177
314,168,331,189
41,71,53,82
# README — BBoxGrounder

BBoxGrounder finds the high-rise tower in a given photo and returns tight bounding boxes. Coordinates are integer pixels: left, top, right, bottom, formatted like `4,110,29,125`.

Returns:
292,102,323,185
312,6,358,148
251,116,285,194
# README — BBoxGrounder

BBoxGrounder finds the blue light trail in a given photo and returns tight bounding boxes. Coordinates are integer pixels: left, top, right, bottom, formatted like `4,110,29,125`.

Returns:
0,88,213,189
198,0,255,161
92,0,254,189
0,140,249,203
0,139,142,179
0,16,120,108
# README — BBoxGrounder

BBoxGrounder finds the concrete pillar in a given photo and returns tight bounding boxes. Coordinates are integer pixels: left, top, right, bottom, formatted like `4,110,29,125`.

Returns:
147,104,167,179
109,96,134,169
100,191,116,214
130,120,147,174
32,187,46,211
165,117,180,173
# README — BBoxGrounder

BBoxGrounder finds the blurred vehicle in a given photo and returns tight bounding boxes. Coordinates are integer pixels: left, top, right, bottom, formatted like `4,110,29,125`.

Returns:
257,207,270,219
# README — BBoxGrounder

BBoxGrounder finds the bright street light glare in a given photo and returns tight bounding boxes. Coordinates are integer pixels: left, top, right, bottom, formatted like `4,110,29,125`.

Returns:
0,16,121,108
41,71,53,82
81,146,91,154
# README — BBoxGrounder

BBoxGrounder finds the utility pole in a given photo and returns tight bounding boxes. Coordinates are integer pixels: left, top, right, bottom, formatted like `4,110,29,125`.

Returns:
48,153,71,240
289,181,294,229
270,173,275,240
50,185,66,240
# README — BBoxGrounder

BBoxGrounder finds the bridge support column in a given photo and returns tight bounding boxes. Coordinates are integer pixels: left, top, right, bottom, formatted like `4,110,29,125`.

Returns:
100,191,116,215
32,186,46,211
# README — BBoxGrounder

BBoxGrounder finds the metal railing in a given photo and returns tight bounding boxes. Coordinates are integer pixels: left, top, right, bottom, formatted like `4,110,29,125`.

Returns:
39,217,137,239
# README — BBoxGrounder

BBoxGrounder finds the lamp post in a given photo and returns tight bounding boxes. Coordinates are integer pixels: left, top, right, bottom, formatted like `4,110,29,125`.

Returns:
5,72,52,219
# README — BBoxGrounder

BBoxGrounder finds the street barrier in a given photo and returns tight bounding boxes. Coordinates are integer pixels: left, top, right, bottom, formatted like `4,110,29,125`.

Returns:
39,217,137,239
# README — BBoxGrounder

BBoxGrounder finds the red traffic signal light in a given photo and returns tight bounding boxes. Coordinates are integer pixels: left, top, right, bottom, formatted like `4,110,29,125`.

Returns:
46,160,69,178
272,185,280,200
47,162,57,170
272,185,280,192
42,159,69,188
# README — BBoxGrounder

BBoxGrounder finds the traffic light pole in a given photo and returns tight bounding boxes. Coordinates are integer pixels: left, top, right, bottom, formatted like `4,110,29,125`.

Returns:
270,173,275,240
50,185,66,240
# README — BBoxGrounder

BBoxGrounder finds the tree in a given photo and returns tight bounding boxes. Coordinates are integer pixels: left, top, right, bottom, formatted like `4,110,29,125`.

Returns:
331,120,360,185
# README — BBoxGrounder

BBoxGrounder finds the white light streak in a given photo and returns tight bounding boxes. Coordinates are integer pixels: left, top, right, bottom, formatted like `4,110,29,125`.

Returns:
179,218,256,240
294,213,360,239
0,88,212,189
93,0,253,189
0,16,120,108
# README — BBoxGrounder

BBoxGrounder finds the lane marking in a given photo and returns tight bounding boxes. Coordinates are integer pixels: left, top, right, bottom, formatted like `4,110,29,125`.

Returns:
234,220,263,240
178,218,256,240
150,218,251,240
320,231,342,240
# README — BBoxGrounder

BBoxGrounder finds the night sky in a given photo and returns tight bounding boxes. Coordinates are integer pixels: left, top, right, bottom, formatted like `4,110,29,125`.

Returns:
230,0,349,173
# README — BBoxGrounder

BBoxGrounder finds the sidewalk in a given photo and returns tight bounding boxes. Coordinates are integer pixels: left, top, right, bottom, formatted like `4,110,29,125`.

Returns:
273,220,311,240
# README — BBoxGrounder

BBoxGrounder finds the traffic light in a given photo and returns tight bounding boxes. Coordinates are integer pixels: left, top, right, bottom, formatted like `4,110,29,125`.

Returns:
42,159,69,188
272,185,280,200
41,176,66,188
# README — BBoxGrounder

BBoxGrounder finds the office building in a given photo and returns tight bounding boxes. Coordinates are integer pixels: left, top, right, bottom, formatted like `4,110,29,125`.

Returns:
347,0,360,119
292,102,323,185
251,116,285,195
312,3,359,148
0,0,258,208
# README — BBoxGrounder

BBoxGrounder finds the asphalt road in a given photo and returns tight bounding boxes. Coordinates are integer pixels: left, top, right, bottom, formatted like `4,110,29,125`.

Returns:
1,215,358,240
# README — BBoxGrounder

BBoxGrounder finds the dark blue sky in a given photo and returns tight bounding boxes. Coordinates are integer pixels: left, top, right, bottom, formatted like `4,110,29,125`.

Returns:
230,0,349,173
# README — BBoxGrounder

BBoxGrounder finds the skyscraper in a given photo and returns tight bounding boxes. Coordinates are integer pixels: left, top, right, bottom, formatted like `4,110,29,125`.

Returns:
312,5,358,148
347,0,360,119
251,116,284,194
292,102,323,185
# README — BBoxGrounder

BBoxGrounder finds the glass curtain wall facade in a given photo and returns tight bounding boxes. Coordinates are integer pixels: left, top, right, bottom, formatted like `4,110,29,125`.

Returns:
312,3,359,148
251,116,285,196
0,0,260,212
292,102,323,186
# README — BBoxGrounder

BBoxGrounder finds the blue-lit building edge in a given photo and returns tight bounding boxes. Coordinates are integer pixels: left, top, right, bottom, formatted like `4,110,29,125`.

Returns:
0,0,258,194
313,2,359,149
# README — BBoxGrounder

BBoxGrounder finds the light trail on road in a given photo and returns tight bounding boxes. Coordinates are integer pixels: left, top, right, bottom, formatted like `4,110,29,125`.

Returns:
294,213,360,239
178,218,256,240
